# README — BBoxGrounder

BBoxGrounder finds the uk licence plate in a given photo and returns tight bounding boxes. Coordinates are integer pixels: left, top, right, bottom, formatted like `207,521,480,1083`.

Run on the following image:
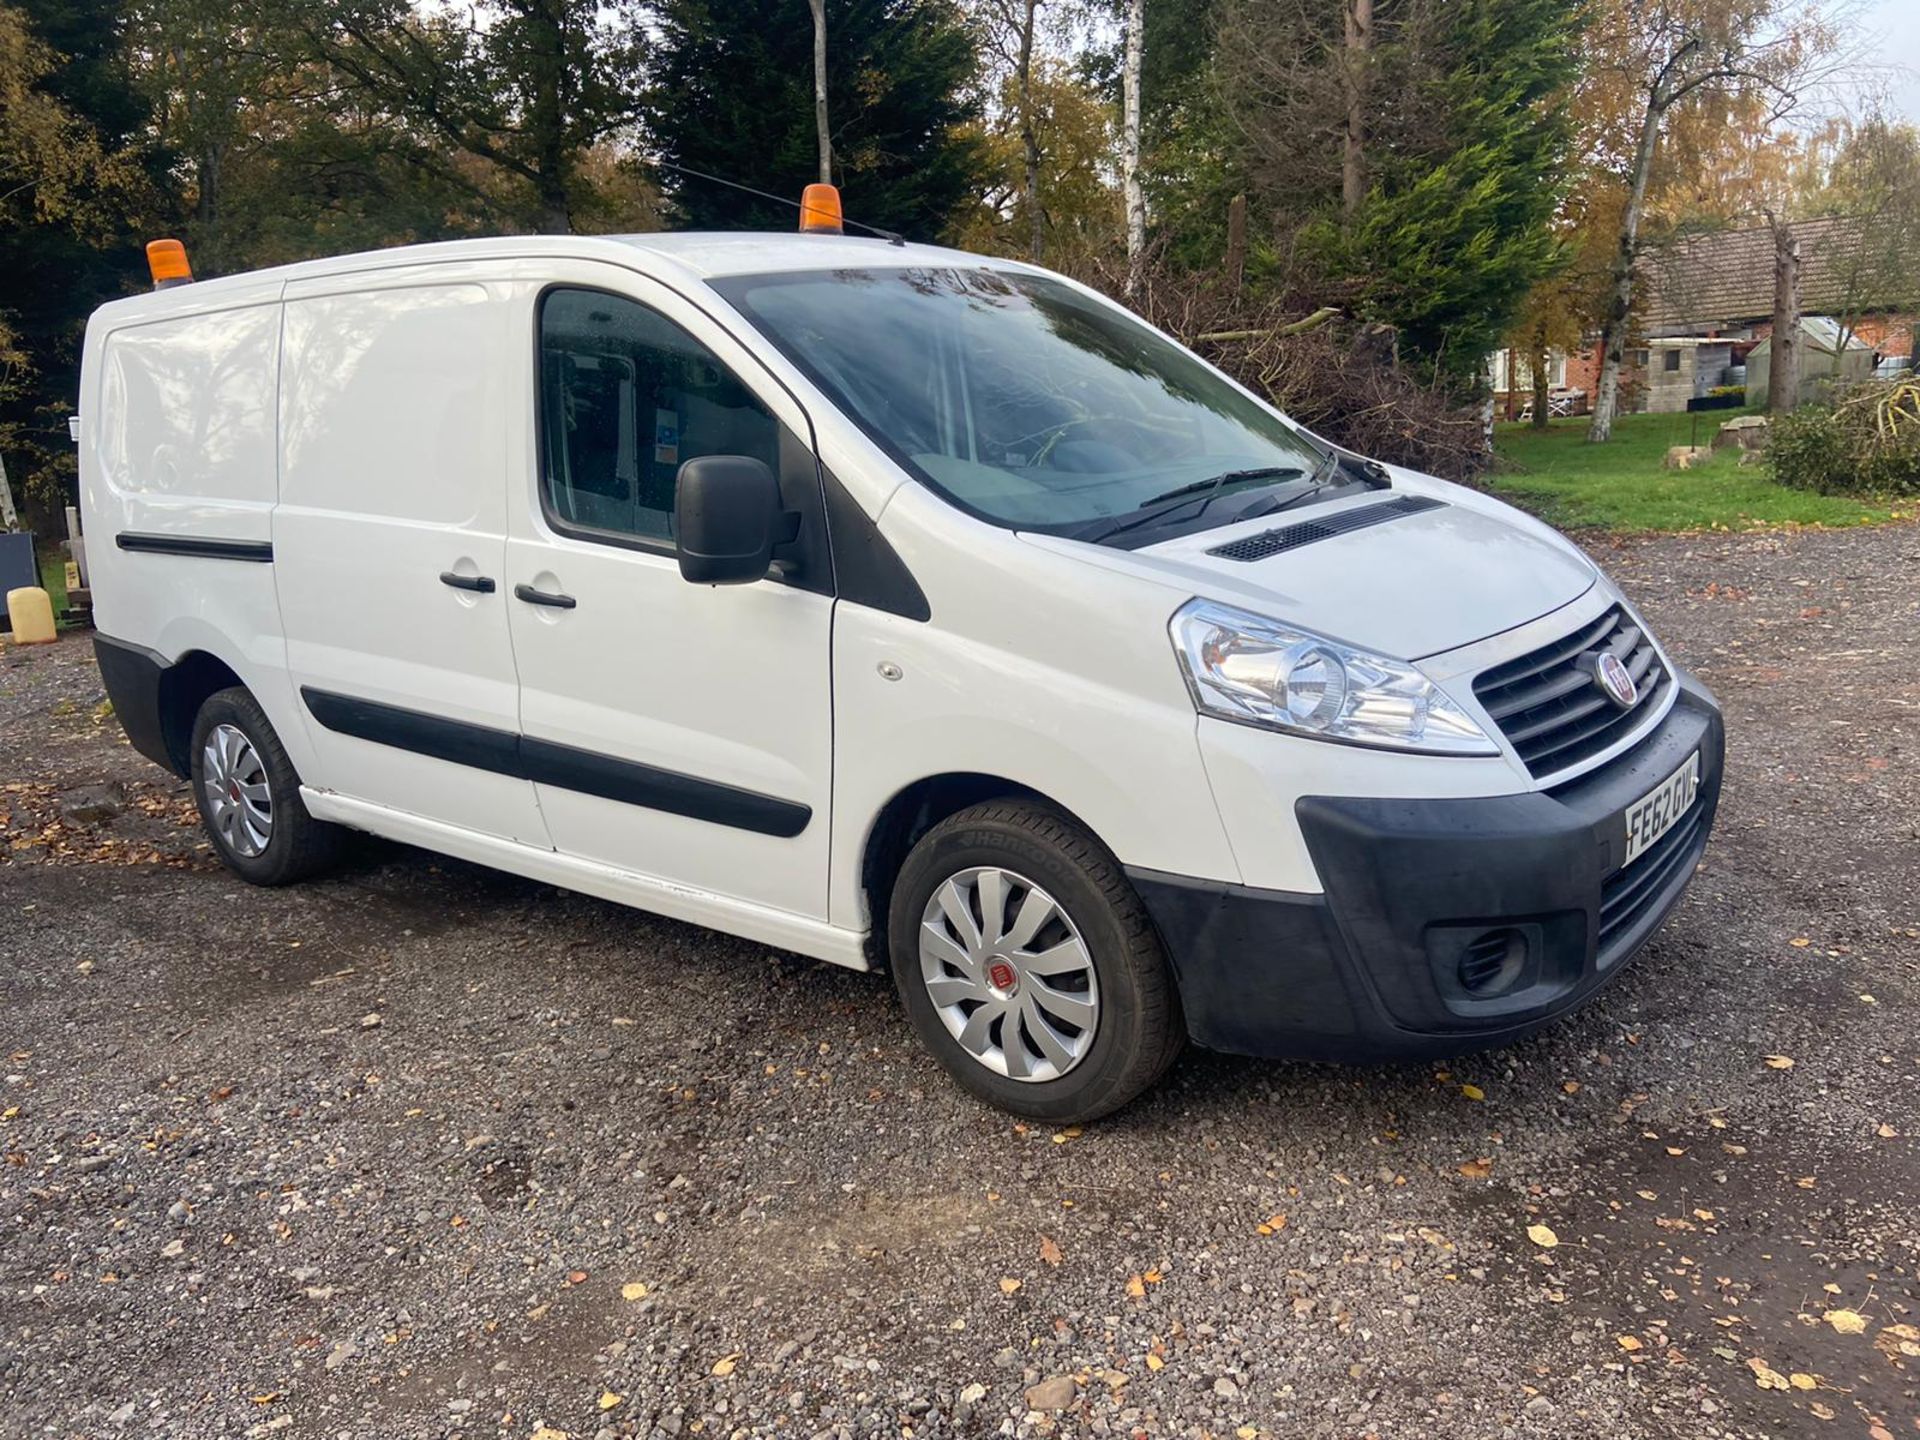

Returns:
1623,751,1701,865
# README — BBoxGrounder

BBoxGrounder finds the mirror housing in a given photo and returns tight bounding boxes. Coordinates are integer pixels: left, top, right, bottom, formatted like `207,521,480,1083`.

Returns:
675,455,785,585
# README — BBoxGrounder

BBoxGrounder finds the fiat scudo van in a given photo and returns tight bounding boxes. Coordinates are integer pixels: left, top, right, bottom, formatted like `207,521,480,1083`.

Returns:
80,221,1722,1121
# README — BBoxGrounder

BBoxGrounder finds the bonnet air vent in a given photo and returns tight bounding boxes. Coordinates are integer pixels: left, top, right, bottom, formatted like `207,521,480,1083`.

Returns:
1207,494,1447,562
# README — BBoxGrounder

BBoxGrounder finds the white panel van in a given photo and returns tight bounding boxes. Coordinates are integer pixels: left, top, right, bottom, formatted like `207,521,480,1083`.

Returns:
80,229,1723,1121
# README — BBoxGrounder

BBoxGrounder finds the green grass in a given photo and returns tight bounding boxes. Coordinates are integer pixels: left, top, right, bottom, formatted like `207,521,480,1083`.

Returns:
1490,409,1907,533
36,546,69,621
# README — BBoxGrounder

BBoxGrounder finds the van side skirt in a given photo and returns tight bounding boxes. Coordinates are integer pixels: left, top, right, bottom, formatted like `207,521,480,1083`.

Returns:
302,786,867,969
299,686,811,839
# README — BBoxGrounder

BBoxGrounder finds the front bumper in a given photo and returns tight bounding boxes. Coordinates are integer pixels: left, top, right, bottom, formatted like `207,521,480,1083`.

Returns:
1131,671,1724,1060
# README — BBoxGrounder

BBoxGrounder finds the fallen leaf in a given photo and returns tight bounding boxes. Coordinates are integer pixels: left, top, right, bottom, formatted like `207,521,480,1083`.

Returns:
999,1277,1022,1294
566,1270,587,1285
1747,1357,1790,1390
1665,1147,1686,1157
1526,1224,1559,1249
1617,1335,1643,1352
1788,1372,1816,1390
1693,1209,1716,1222
1145,1353,1164,1371
1038,1235,1063,1267
1458,1158,1492,1178
1561,1080,1581,1095
1143,1268,1163,1284
1789,937,1811,948
1824,1309,1867,1335
620,1282,648,1301
598,1392,622,1410
1125,1274,1145,1298
1876,1123,1898,1139
711,1352,740,1377
1763,1055,1795,1070
1460,1083,1486,1101
1236,1429,1257,1439
1810,1403,1835,1420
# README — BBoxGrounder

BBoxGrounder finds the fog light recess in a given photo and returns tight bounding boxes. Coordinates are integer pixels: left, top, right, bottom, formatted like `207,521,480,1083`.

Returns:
1458,928,1528,997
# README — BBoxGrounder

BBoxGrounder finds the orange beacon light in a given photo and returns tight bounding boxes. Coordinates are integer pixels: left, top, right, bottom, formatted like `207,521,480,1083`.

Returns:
146,239,193,289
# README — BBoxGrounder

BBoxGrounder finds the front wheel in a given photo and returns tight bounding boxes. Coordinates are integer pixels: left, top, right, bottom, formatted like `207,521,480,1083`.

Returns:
189,687,340,886
887,800,1184,1123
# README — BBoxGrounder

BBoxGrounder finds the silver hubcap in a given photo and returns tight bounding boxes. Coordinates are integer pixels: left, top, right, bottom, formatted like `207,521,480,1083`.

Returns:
918,866,1099,1083
202,723,272,858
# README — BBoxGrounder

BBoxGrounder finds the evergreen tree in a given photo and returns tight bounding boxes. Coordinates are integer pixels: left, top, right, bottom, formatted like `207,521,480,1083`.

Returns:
1198,0,1581,384
645,0,984,239
1342,0,1581,379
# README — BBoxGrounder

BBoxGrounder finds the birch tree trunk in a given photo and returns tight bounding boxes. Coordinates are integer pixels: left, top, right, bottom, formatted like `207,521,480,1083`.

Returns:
1586,94,1662,443
1017,0,1041,261
808,0,831,183
1342,0,1372,225
1121,0,1145,295
1769,217,1801,413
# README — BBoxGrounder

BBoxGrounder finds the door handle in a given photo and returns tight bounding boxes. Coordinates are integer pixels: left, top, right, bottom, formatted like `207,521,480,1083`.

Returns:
440,571,496,593
514,583,577,610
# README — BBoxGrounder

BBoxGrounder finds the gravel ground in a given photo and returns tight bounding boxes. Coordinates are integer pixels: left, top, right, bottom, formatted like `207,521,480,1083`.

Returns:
2,523,1917,1440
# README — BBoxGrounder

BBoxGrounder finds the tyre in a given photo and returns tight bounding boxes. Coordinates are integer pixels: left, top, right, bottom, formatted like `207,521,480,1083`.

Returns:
888,800,1184,1123
189,686,340,885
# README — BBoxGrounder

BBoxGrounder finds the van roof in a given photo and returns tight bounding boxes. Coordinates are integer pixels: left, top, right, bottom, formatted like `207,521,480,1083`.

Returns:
91,231,1033,323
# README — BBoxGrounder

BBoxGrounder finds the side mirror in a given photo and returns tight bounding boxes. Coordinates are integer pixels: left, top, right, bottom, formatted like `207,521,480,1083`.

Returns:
674,455,784,585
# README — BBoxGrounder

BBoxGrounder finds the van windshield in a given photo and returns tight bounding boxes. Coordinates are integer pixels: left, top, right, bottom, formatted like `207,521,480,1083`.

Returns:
712,267,1330,537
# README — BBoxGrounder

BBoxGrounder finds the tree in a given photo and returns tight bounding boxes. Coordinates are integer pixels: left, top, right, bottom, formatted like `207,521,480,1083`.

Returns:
947,56,1120,267
1120,0,1144,289
1579,0,1832,441
1210,0,1582,383
1341,0,1371,224
0,0,157,517
808,0,831,182
976,0,1045,259
1765,207,1800,412
646,0,983,238
292,0,648,233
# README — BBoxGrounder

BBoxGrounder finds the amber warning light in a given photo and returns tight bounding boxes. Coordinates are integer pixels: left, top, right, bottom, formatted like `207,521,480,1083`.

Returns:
147,239,193,289
798,184,843,235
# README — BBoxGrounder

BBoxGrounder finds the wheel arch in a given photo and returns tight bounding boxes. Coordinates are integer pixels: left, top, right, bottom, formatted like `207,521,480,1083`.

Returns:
857,772,1109,968
155,650,246,776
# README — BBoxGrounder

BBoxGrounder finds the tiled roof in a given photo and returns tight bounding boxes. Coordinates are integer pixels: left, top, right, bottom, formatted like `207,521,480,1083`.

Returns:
1640,215,1913,331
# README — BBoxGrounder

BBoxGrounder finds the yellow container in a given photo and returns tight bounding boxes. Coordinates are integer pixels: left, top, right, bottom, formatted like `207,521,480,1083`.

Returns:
5,586,57,645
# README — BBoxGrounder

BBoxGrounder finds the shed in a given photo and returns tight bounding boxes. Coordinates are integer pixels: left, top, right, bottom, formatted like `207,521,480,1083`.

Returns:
1748,316,1875,408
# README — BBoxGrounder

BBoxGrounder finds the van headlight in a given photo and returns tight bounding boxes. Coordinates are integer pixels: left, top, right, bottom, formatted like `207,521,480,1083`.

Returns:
1170,599,1498,755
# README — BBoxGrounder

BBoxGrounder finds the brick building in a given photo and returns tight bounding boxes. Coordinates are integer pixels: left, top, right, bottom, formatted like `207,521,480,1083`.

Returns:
1494,214,1917,419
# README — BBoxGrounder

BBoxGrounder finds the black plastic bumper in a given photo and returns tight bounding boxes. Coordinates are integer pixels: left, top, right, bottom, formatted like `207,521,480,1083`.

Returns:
93,634,184,776
1131,671,1725,1061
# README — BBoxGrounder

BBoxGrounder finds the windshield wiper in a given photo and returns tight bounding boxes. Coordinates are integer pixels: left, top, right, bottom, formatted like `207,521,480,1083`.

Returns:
1137,465,1307,509
1075,465,1309,546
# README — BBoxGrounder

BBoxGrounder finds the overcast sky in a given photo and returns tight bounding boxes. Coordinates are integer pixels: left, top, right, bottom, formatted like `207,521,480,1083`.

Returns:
1852,0,1920,124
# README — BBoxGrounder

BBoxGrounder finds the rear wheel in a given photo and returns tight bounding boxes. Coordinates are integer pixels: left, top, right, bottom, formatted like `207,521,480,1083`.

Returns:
888,800,1184,1123
189,687,339,885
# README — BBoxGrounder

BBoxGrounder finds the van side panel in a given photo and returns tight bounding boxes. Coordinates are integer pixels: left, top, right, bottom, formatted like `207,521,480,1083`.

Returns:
81,285,314,774
273,271,551,845
826,481,1245,934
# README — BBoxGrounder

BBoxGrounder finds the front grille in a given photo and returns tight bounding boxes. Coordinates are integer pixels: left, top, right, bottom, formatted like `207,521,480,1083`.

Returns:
1473,606,1667,778
1207,495,1445,562
1598,801,1707,958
